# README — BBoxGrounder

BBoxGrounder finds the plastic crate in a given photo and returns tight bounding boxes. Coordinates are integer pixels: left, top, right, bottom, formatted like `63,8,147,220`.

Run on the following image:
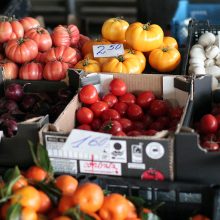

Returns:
171,0,220,45
76,175,220,220
181,19,220,75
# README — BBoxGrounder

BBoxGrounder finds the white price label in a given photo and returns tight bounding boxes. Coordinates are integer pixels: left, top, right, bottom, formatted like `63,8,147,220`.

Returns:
62,129,112,160
93,44,124,58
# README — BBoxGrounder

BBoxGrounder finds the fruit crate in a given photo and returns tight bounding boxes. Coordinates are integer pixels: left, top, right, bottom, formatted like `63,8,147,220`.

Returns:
181,19,220,75
0,69,77,169
75,175,220,220
174,73,220,185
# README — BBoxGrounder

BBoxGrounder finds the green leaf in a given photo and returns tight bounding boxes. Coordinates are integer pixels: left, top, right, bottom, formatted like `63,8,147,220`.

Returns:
0,167,21,203
140,212,161,220
64,206,95,220
3,166,20,183
34,181,61,205
28,140,40,166
6,203,21,220
28,141,54,178
127,196,146,209
103,189,111,196
37,143,53,175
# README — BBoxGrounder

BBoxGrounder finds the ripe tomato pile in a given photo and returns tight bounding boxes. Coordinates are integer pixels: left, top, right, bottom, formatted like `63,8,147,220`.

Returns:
0,16,89,81
76,18,181,74
76,78,183,136
195,104,220,152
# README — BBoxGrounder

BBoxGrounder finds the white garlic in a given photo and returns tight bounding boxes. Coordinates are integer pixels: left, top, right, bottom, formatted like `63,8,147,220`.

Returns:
198,32,216,47
190,47,206,60
205,65,220,77
193,66,206,75
205,45,220,59
189,57,205,66
204,59,215,67
191,44,204,50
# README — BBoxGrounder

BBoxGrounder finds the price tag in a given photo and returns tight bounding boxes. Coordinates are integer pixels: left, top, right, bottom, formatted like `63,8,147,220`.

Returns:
62,129,112,159
93,44,124,58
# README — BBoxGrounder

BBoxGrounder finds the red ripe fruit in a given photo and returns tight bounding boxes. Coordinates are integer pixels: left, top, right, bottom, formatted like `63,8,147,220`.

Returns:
118,93,136,104
136,91,155,108
113,102,128,117
102,93,118,108
76,107,94,124
109,78,127,96
127,104,143,120
200,114,218,134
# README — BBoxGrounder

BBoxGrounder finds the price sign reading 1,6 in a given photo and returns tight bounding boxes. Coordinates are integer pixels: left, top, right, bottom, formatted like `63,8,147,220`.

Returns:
93,44,124,58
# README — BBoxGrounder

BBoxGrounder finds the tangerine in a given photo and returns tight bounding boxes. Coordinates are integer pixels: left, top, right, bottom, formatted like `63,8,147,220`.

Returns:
12,175,28,192
20,207,38,220
25,166,47,182
72,182,104,213
55,175,78,196
58,195,73,214
99,193,129,220
11,185,41,211
38,190,52,213
52,216,72,220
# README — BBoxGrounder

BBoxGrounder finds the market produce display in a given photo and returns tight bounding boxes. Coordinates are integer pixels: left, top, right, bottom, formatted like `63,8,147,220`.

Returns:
0,144,210,220
76,77,183,136
75,18,181,74
0,16,89,81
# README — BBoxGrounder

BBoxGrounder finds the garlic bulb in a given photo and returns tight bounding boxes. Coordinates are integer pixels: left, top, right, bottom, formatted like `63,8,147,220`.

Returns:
189,57,205,66
205,65,220,77
205,45,220,59
204,59,215,67
198,32,216,47
190,47,206,60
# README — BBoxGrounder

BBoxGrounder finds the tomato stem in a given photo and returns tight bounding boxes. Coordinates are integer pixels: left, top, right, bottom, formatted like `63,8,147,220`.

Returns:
162,47,169,52
82,58,89,66
143,22,151,30
117,55,124,62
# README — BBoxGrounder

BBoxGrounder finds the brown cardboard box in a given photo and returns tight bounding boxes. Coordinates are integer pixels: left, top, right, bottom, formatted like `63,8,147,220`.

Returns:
40,70,190,180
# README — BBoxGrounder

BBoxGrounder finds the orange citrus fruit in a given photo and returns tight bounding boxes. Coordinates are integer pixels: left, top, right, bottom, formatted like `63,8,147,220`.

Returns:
72,182,104,213
11,185,41,211
55,175,78,196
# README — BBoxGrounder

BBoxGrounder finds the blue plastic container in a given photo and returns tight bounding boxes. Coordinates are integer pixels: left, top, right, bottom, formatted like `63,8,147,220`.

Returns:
171,0,220,45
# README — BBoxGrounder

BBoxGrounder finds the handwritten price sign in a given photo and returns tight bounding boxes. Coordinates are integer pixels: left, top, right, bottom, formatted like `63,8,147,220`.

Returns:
93,44,124,58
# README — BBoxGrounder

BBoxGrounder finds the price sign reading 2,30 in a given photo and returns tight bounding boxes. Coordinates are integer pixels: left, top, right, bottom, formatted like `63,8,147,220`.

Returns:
93,44,124,58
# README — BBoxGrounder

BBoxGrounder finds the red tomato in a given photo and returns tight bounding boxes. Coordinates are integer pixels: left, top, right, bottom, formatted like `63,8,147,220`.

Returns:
5,38,38,64
76,107,94,124
91,118,102,131
115,131,126,136
156,116,170,129
90,101,108,117
100,120,122,135
169,106,183,119
109,78,127,96
142,129,157,136
132,121,145,131
200,114,218,134
142,114,154,129
45,46,78,67
127,130,142,136
127,104,143,120
201,133,217,142
77,124,92,131
113,102,128,116
101,109,120,121
43,61,68,81
35,52,47,63
52,24,80,47
149,121,164,131
79,84,99,105
19,62,43,80
149,100,168,117
117,118,133,132
0,17,24,42
136,91,155,108
25,27,52,52
201,141,220,152
19,17,40,32
118,93,136,104
0,59,18,79
75,34,90,50
102,93,118,108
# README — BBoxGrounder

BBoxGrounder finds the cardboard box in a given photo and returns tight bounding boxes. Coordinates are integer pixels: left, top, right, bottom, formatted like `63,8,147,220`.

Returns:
0,68,77,169
40,69,190,180
174,75,220,185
